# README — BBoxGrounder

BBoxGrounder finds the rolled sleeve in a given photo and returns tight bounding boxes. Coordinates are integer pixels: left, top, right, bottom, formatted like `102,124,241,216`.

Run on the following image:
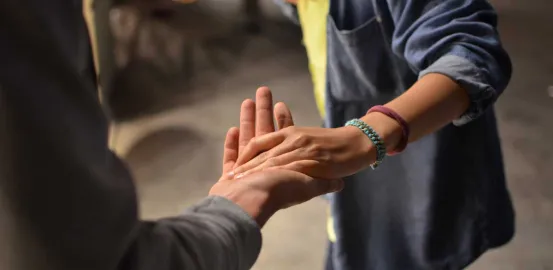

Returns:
419,53,495,125
386,0,512,125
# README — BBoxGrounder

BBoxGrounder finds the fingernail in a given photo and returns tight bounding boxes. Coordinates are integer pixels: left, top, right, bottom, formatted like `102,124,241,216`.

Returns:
235,173,245,179
227,171,235,177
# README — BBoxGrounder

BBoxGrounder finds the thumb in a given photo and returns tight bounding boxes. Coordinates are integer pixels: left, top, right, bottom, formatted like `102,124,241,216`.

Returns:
221,127,240,179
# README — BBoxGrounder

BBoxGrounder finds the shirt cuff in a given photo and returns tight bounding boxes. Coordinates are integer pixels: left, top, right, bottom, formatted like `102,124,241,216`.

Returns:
418,54,496,126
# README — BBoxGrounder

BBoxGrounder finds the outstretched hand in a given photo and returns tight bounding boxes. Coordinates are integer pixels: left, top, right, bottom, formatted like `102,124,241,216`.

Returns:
210,87,343,227
220,87,294,179
226,90,384,180
229,125,376,180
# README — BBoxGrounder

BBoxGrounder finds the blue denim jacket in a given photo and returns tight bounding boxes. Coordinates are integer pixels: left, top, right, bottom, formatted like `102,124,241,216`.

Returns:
276,1,514,269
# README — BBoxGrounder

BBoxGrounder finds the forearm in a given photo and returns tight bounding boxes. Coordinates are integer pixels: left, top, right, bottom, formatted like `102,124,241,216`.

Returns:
360,73,470,152
361,0,511,152
122,196,262,270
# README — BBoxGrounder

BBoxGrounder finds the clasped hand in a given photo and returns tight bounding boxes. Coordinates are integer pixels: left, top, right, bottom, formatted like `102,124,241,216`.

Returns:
209,87,346,227
228,92,377,181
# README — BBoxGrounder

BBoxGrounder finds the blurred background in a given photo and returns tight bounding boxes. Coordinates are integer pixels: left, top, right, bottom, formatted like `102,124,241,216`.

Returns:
86,0,552,269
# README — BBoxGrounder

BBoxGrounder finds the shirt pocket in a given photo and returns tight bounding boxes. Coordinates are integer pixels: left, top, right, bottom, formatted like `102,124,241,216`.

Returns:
326,15,398,102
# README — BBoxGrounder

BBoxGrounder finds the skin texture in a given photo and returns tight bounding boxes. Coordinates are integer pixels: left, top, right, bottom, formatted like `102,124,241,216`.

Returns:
209,87,344,227
229,73,470,180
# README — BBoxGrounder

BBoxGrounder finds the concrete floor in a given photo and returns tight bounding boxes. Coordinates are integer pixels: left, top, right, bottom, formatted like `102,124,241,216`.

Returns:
109,1,553,269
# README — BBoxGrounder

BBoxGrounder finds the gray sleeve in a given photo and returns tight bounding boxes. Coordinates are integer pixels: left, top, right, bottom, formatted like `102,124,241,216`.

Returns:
120,196,262,270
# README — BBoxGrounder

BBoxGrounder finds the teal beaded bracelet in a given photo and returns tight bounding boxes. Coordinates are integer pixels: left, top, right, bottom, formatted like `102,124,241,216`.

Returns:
345,119,386,169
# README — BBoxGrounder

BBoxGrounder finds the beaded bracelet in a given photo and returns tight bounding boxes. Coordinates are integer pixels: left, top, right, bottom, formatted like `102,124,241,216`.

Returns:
344,119,386,169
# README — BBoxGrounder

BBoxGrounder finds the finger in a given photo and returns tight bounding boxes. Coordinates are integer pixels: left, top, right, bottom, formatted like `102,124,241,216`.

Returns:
233,130,288,169
255,86,275,136
232,128,295,172
273,102,294,129
222,127,240,178
239,99,255,155
234,148,308,178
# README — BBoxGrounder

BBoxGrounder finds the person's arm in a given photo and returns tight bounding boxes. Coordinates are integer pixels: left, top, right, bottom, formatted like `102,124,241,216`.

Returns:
0,4,296,270
0,3,263,270
362,0,512,152
120,197,262,270
230,0,511,180
360,73,470,153
0,4,336,263
120,87,340,270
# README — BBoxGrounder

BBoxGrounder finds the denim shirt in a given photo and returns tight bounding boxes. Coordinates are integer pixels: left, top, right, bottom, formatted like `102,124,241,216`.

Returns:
276,1,514,269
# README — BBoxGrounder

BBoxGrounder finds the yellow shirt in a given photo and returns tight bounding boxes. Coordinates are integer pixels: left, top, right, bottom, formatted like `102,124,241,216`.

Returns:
297,0,329,119
297,0,336,243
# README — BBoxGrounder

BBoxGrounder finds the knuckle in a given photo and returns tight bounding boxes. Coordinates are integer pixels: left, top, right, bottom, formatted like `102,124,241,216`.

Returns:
306,144,322,156
292,133,310,148
311,146,331,163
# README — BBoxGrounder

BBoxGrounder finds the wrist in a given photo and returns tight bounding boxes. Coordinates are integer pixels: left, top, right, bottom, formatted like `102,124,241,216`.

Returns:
340,125,378,167
359,112,403,153
220,189,275,228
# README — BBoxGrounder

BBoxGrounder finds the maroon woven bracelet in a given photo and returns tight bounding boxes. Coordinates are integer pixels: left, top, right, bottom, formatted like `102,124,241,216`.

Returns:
367,105,410,155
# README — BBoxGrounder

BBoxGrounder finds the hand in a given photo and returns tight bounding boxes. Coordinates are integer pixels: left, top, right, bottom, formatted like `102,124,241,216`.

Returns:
210,167,342,227
221,86,294,180
210,87,343,227
230,125,378,180
235,86,295,160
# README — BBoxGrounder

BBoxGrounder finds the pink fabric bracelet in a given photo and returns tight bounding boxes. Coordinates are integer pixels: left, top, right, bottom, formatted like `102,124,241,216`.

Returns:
367,105,410,155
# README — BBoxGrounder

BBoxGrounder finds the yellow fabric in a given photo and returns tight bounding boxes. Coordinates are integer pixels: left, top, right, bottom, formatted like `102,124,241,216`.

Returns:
297,0,336,243
297,0,329,119
326,206,337,242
